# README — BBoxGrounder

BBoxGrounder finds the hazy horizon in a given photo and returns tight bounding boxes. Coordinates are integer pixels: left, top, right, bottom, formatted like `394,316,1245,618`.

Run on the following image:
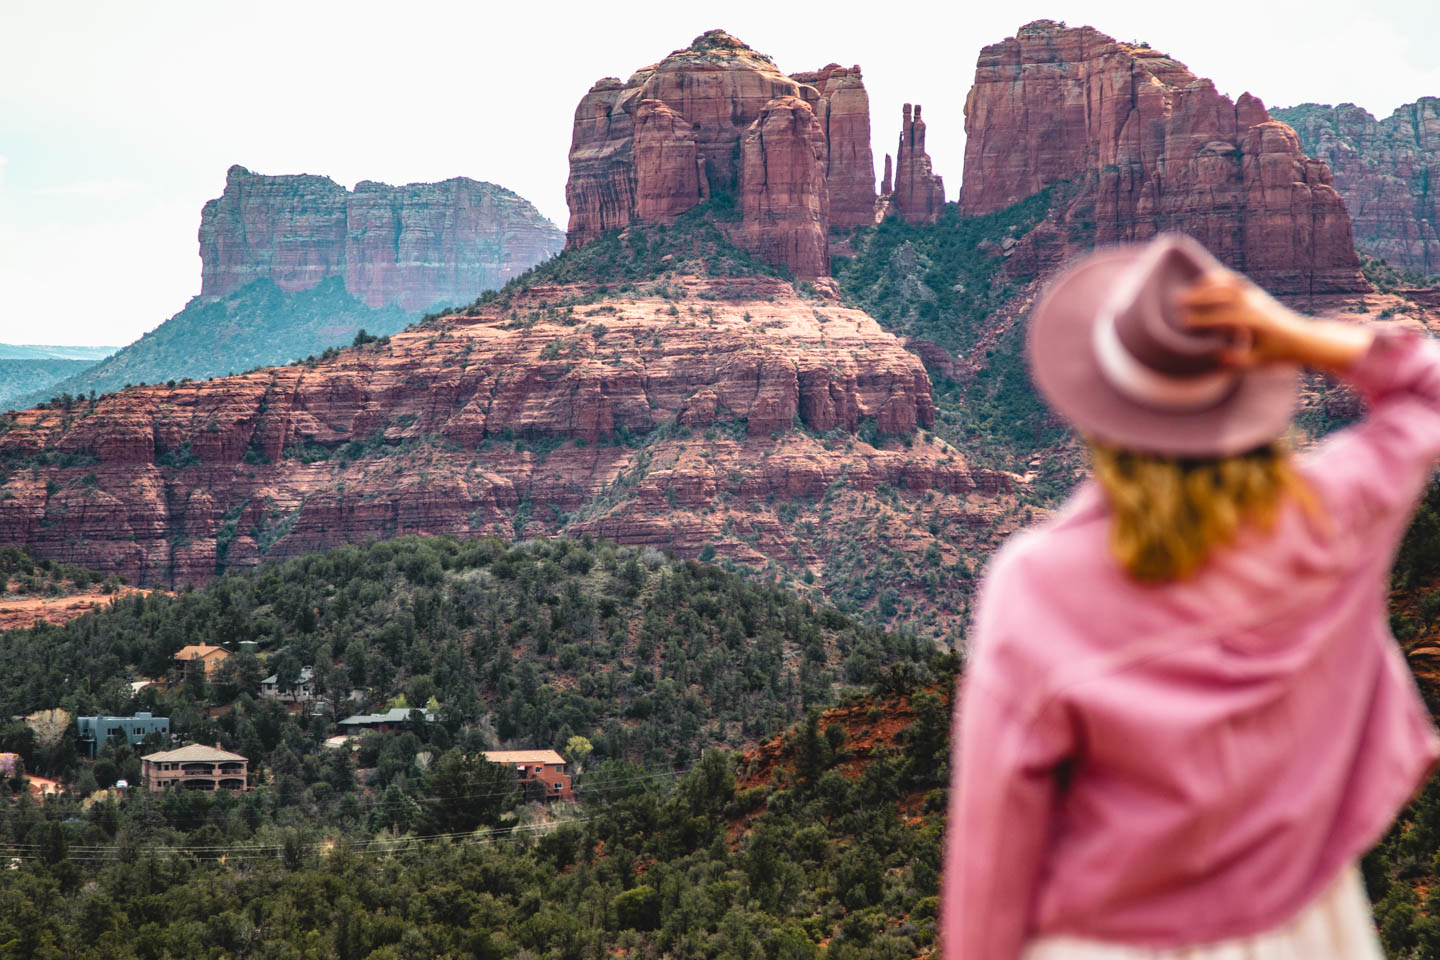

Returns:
3,0,1437,346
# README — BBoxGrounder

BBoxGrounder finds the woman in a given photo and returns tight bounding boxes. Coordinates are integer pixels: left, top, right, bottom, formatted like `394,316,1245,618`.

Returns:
941,234,1440,959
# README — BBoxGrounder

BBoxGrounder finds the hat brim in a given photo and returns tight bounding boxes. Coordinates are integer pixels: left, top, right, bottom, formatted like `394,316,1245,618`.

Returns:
1027,247,1299,458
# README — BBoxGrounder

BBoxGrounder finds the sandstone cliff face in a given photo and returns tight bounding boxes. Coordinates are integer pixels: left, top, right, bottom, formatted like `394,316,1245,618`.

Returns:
633,100,710,222
737,98,831,279
0,276,1016,632
791,64,878,229
959,20,1366,294
200,165,565,310
1274,100,1440,276
564,31,880,277
885,104,946,224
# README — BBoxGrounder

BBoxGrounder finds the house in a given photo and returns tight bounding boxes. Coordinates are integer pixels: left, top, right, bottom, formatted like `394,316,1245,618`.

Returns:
336,707,435,734
76,712,171,758
483,749,576,802
140,744,249,793
173,644,229,678
260,666,316,702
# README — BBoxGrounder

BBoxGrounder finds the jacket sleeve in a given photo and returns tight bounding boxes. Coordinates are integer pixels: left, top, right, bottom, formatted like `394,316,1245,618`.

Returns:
1308,327,1440,537
941,554,1075,960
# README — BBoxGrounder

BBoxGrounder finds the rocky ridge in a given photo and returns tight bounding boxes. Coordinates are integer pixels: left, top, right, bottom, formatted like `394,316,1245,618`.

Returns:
565,31,882,278
0,274,1018,634
201,165,565,311
1273,100,1440,276
958,20,1366,295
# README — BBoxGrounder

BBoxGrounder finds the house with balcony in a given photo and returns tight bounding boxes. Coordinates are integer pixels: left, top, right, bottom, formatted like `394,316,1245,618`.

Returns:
76,712,170,758
140,744,249,793
483,749,575,802
173,644,229,679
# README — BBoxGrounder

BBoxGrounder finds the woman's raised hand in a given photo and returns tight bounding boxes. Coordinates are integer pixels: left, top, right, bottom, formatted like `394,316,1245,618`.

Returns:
1180,271,1374,373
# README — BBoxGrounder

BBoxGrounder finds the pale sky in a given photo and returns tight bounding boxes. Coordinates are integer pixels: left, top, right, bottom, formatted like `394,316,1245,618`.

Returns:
3,0,1437,346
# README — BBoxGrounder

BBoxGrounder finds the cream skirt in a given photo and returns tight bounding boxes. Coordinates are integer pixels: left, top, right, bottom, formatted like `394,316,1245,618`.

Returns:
1021,866,1384,960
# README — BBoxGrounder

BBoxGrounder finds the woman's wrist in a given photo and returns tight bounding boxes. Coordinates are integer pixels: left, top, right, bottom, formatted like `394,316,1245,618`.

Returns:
1282,318,1375,373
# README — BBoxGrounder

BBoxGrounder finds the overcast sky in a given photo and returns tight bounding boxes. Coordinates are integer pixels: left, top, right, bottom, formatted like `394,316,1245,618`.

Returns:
3,0,1437,346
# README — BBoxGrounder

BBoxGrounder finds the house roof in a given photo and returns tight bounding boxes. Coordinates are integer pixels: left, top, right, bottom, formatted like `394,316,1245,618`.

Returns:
337,707,434,726
174,644,228,660
142,744,247,763
27,775,61,797
261,666,314,685
483,749,566,765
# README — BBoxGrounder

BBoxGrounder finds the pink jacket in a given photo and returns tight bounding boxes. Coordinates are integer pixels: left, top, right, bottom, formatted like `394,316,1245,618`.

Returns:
941,328,1440,958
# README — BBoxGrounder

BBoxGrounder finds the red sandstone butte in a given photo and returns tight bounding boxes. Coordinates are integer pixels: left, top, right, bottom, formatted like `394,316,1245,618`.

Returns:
200,165,564,311
1275,100,1440,276
0,276,1017,635
564,30,882,277
791,64,879,229
887,103,946,224
633,100,711,222
959,20,1366,294
738,97,831,279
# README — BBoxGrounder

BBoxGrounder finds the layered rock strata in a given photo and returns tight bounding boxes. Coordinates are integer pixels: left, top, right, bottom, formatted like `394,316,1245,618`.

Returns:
959,20,1366,294
200,165,565,310
564,31,880,277
0,276,1016,634
1274,100,1440,275
886,104,946,224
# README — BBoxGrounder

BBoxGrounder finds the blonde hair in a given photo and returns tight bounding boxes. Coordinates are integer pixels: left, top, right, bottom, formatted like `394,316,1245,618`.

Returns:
1089,440,1318,583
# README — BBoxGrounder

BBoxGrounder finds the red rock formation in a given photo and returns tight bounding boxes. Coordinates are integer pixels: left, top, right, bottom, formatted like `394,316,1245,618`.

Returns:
200,165,563,310
564,31,883,275
791,64,878,229
633,100,710,222
959,20,1366,294
1274,100,1440,275
563,75,650,247
737,97,831,279
889,104,946,224
881,154,894,196
0,276,1016,635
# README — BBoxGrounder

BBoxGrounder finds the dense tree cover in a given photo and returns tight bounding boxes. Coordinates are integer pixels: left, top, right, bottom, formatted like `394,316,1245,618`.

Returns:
833,192,1075,478
0,536,930,800
0,664,954,960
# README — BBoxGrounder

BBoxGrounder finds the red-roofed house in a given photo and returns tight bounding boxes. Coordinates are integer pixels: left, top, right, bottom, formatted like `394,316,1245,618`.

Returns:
483,749,576,802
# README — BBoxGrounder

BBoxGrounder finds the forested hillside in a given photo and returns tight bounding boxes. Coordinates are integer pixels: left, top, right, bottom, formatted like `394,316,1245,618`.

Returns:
0,534,949,959
0,536,931,788
0,670,952,960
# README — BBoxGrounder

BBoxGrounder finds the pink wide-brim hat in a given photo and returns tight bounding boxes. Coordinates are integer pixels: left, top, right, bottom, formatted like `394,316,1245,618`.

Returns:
1027,233,1299,458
